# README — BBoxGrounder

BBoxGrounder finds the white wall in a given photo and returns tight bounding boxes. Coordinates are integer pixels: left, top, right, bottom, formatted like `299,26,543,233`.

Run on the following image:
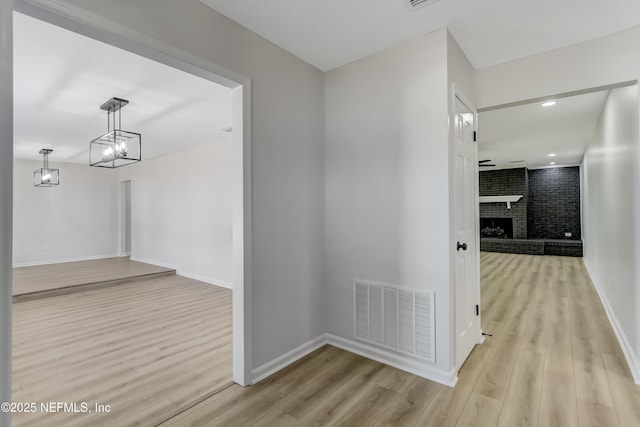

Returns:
582,84,640,382
325,29,455,380
447,32,475,104
118,141,233,287
50,0,326,371
13,142,235,287
475,25,640,108
13,159,119,266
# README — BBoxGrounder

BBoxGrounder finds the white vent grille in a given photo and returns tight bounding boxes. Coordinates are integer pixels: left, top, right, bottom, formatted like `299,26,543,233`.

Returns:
354,281,435,362
404,0,440,9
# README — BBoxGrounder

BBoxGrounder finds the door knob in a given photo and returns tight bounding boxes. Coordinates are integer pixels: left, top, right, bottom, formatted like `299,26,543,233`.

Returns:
457,242,467,251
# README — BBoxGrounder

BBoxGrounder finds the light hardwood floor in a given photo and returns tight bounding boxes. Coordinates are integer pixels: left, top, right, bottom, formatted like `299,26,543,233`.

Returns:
13,257,175,299
159,252,640,427
13,273,232,426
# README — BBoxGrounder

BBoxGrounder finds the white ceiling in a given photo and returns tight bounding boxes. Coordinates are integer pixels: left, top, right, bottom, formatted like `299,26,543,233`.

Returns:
14,12,233,165
199,0,640,71
478,90,610,170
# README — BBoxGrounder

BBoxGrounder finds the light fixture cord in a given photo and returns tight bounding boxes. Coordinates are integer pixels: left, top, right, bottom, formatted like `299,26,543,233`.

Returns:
43,152,48,169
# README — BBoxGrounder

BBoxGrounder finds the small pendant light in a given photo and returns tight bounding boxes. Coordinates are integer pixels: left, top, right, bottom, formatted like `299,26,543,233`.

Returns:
34,149,59,187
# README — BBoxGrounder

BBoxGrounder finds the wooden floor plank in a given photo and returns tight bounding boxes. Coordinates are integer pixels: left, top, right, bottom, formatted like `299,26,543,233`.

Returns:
161,252,639,427
455,392,502,427
13,268,232,427
496,343,545,427
18,252,640,426
13,256,175,297
373,377,440,427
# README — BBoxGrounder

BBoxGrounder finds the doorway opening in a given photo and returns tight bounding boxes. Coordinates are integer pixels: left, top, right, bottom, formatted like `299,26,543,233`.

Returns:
475,87,608,341
120,180,131,256
7,1,252,424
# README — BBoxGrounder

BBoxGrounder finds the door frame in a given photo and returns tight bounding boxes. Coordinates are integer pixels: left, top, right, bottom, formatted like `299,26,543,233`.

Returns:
0,1,13,424
450,84,482,373
9,0,253,388
119,180,132,256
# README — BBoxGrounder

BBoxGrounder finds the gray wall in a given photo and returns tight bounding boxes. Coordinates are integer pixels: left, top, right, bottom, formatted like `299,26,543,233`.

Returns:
528,166,581,240
479,168,528,239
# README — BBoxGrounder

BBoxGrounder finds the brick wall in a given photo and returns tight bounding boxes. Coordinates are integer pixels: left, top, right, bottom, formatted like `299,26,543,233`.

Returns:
479,168,528,239
527,166,581,239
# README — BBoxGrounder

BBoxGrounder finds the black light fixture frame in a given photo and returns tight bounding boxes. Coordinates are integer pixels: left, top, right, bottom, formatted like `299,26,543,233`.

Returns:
34,148,60,187
89,97,142,168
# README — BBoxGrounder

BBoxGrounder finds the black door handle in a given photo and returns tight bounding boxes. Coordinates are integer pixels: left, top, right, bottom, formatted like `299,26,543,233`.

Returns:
457,242,467,251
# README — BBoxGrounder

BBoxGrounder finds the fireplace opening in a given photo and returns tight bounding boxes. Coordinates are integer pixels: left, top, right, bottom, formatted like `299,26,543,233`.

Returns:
480,218,513,239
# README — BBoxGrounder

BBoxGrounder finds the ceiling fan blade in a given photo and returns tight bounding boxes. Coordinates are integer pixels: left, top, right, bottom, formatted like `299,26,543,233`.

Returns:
479,164,496,167
478,159,492,163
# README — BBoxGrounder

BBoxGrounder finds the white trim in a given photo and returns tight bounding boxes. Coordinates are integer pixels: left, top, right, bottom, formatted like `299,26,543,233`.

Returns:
177,271,233,290
527,163,581,170
583,258,640,384
13,253,125,268
249,333,458,388
129,256,178,271
327,334,458,387
251,335,328,384
129,256,232,289
478,195,523,209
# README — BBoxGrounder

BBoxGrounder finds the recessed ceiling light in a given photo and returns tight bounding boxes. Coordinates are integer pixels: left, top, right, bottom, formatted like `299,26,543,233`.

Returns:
541,101,557,107
550,162,556,165
548,153,556,157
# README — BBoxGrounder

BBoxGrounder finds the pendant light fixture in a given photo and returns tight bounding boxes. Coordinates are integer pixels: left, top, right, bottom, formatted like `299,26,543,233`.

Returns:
89,97,141,168
34,149,59,187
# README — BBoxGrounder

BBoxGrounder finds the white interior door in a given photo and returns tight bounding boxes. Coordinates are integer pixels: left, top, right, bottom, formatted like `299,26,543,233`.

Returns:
453,94,480,370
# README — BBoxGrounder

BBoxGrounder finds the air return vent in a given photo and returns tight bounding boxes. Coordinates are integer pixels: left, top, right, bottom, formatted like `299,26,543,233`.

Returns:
354,281,435,362
404,0,441,9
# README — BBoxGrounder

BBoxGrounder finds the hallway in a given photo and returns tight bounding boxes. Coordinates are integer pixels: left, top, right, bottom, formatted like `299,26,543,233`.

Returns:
159,252,640,426
475,252,640,426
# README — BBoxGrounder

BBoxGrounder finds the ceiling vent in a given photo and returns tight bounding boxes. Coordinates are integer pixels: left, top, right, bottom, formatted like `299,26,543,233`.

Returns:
404,0,440,9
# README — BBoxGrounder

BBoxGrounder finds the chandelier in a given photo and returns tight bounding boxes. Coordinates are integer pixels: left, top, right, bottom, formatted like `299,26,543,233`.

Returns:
89,97,141,168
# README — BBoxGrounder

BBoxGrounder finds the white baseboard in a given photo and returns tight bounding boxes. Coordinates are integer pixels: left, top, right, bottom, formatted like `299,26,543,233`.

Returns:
583,258,640,384
129,256,178,270
251,335,328,384
250,333,457,388
129,256,232,289
13,253,124,268
326,334,458,387
177,271,233,290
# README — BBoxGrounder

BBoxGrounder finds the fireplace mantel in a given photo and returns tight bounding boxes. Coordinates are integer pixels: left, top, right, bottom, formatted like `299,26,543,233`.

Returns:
479,195,523,210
